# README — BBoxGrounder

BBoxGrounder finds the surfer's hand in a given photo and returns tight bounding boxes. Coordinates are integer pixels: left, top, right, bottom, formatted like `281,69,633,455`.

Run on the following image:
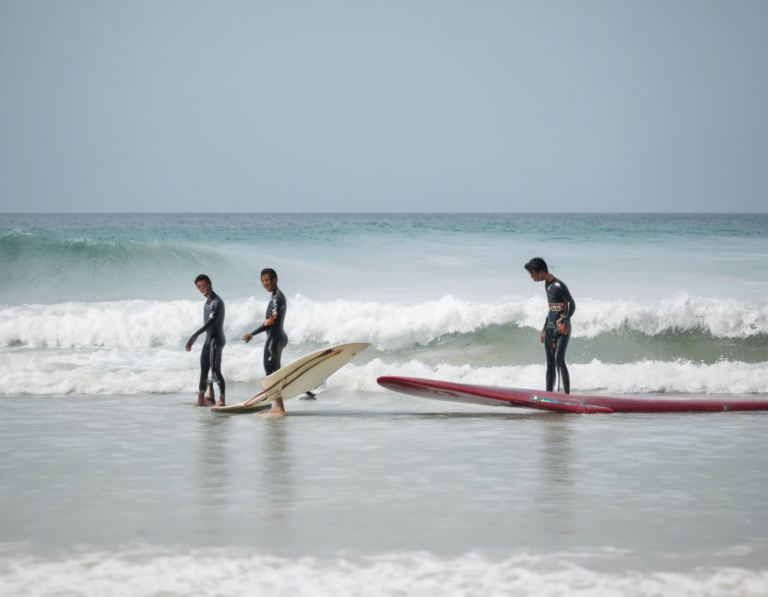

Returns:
540,332,545,344
558,323,568,335
243,333,254,343
185,337,194,352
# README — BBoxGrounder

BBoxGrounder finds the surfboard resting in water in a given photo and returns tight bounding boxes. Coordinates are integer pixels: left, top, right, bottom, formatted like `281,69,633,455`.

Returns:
211,343,371,415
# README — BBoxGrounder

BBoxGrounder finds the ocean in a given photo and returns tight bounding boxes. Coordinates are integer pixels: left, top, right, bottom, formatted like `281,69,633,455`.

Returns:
1,213,767,596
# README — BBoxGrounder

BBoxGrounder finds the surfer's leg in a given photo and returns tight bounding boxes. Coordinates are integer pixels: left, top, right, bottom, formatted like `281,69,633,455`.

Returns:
544,336,556,392
260,336,286,416
257,396,286,418
554,328,571,394
210,339,226,406
263,335,277,376
196,339,212,407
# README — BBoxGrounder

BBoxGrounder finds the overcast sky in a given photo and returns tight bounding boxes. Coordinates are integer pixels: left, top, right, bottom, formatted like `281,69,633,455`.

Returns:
0,1,766,213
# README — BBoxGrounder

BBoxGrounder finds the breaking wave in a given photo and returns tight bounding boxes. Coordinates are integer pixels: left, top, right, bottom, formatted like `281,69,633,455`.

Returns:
0,293,766,351
2,350,767,396
0,546,766,597
1,293,766,396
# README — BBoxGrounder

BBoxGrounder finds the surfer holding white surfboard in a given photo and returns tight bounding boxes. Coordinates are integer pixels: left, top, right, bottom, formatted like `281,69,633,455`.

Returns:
525,258,576,394
242,268,290,418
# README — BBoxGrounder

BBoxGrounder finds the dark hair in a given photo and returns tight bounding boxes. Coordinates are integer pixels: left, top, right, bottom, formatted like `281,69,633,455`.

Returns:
260,268,278,281
524,258,548,273
194,274,212,285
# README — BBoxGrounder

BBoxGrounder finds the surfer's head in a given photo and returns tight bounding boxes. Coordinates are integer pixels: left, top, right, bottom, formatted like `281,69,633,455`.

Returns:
194,274,213,297
524,258,548,282
260,268,278,293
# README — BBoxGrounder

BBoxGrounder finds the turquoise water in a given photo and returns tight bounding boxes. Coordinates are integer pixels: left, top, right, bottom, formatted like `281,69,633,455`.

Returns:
1,213,766,396
1,213,767,596
2,213,767,303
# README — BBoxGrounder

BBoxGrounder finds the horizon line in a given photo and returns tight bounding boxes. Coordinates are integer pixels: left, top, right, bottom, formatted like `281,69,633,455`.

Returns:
2,211,767,216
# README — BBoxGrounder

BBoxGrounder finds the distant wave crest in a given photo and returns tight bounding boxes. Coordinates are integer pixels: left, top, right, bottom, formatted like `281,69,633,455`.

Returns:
0,228,228,287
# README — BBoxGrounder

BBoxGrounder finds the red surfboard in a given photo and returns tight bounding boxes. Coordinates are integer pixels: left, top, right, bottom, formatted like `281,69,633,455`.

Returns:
377,376,768,414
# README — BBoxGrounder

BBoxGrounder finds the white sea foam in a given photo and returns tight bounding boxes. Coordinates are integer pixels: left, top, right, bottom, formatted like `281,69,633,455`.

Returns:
326,359,768,396
0,547,766,597
0,346,263,395
2,346,767,396
0,293,766,351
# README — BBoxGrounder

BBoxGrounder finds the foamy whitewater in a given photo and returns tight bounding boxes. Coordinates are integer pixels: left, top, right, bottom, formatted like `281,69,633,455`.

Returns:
1,213,767,596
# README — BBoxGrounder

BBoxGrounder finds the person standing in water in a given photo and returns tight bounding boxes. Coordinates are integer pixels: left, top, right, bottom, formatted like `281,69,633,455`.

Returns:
242,268,290,418
185,274,226,407
524,258,576,394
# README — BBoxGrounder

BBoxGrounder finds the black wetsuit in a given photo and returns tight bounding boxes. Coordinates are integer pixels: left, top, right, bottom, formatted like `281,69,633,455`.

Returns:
190,292,226,396
252,287,288,376
542,277,575,394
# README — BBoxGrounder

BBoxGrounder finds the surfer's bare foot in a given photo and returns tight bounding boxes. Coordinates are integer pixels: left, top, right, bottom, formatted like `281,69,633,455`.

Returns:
257,407,286,419
194,392,206,407
205,399,216,407
216,399,225,407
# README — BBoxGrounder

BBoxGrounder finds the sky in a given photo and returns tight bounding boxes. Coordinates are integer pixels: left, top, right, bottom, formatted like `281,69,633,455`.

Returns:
0,1,766,213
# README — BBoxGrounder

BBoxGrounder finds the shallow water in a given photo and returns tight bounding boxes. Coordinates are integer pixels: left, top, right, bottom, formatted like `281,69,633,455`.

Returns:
3,390,767,562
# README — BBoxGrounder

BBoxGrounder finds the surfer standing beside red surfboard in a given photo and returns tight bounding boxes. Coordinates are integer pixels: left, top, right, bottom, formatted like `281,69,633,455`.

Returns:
525,258,576,394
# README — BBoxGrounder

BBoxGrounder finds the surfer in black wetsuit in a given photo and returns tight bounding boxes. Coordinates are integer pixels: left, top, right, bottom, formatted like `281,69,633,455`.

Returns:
185,274,226,407
524,258,576,394
242,268,290,418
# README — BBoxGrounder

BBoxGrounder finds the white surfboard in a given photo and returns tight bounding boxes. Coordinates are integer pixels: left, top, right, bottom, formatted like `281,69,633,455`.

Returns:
210,342,370,413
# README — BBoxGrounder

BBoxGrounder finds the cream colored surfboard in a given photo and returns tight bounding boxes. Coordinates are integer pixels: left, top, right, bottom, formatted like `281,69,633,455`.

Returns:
210,342,370,413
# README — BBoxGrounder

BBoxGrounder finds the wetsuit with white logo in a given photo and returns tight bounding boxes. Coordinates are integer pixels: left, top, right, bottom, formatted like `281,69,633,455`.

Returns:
542,277,575,394
190,292,226,396
251,287,288,376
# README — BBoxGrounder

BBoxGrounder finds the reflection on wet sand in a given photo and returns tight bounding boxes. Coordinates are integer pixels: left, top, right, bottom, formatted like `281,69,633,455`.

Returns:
258,420,296,547
194,414,232,542
535,416,575,535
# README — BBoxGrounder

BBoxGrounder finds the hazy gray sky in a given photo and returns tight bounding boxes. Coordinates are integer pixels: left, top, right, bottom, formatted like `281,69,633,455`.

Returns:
1,1,766,213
